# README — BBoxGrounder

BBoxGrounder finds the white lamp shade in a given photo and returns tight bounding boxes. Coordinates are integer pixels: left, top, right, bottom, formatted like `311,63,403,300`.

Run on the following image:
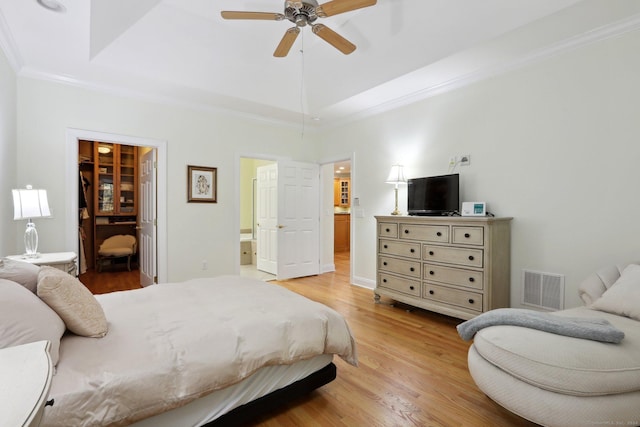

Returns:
12,188,52,220
386,165,407,184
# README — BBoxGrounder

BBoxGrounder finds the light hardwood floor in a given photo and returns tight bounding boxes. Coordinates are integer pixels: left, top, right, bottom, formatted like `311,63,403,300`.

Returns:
80,253,537,427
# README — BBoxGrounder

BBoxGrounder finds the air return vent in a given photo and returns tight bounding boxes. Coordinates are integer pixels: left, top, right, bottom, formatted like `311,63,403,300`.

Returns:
522,269,565,311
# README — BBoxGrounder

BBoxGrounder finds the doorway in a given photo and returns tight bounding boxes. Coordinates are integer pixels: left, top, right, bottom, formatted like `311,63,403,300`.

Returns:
332,160,351,254
320,153,356,283
239,157,276,281
65,128,168,286
238,157,321,281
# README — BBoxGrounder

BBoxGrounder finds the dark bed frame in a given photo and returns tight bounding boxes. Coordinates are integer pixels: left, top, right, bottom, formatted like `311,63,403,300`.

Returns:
204,362,337,426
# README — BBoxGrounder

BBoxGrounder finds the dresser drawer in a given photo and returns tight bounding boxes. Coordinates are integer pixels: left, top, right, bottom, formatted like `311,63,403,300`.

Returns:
379,256,421,278
422,283,483,312
378,273,421,297
399,224,449,243
378,222,398,238
423,244,483,268
423,264,484,290
379,239,421,259
452,226,484,246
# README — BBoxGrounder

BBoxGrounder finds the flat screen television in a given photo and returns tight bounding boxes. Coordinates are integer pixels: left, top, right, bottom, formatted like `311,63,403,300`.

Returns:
407,173,459,216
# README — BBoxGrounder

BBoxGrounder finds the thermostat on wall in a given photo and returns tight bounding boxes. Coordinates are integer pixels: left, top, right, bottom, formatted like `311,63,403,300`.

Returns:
461,202,486,217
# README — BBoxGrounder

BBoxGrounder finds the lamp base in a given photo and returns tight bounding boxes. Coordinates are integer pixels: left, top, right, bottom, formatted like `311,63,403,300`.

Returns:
22,252,41,259
24,220,40,258
391,186,402,215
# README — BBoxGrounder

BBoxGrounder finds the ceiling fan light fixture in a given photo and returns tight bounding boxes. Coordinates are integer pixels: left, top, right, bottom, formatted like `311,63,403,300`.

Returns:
221,0,376,57
36,0,66,13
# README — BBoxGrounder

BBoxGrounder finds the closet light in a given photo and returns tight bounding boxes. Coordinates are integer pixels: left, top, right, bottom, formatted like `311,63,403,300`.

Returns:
98,146,111,154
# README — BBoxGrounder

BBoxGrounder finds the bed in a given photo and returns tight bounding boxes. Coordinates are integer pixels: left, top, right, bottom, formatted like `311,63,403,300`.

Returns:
0,259,357,427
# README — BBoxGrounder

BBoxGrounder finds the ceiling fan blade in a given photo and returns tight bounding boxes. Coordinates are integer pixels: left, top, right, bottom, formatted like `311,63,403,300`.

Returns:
274,27,301,57
312,24,356,55
316,0,376,17
220,11,284,21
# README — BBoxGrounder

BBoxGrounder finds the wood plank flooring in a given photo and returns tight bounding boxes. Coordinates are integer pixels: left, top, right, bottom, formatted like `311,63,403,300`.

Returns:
79,267,142,294
79,253,538,427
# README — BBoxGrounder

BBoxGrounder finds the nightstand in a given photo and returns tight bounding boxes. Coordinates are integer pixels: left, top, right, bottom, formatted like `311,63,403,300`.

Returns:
6,252,78,276
0,340,53,427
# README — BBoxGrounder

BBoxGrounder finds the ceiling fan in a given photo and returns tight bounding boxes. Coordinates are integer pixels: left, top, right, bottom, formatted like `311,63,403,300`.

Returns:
221,0,377,57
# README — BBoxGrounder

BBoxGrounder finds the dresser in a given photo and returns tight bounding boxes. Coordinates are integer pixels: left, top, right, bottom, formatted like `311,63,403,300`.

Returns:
375,215,512,320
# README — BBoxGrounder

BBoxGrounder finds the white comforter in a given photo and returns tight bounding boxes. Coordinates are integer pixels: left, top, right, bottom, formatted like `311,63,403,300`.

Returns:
42,276,357,427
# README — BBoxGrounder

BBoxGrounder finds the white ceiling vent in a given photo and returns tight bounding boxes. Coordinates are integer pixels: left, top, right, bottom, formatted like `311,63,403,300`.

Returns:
522,269,565,311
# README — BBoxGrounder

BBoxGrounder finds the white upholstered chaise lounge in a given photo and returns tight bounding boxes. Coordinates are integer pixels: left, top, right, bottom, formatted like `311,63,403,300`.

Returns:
466,263,640,427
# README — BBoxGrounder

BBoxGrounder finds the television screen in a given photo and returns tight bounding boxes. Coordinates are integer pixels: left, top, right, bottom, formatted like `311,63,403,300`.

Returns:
407,174,459,216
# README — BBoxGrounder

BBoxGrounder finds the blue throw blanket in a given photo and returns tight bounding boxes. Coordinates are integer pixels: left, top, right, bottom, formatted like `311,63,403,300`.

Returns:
457,308,625,344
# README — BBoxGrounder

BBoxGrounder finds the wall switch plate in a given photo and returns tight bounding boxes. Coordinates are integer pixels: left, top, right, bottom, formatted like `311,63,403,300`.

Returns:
460,155,471,166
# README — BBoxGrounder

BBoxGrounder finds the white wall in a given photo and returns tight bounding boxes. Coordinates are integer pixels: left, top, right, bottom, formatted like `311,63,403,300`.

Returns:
8,25,640,310
15,77,316,282
0,47,17,256
319,29,640,309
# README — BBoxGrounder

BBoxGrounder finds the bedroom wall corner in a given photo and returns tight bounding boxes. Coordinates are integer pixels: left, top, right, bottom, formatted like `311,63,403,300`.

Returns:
0,45,17,256
317,28,640,310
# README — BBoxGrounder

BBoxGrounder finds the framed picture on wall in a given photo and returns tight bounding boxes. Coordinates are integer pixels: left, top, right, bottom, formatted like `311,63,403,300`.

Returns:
187,165,217,203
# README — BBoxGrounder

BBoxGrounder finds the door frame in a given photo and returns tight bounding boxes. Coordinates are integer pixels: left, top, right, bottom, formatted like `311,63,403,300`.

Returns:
319,152,355,285
64,128,168,283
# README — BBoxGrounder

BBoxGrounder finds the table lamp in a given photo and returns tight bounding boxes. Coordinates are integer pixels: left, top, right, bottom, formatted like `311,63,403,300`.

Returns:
386,165,406,215
12,185,51,258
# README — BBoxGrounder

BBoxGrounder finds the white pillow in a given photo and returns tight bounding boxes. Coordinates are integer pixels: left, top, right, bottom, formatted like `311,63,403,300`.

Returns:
591,263,640,321
0,278,66,365
37,266,109,338
0,258,41,293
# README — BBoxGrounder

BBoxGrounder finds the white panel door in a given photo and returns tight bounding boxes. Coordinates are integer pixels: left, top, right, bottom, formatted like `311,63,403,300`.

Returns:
139,149,156,287
276,161,319,280
256,164,278,274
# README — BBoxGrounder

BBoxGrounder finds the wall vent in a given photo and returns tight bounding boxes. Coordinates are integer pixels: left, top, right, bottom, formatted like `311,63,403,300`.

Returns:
522,269,565,311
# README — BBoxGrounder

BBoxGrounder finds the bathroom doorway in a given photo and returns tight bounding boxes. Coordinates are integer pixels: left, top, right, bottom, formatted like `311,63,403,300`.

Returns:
239,157,276,281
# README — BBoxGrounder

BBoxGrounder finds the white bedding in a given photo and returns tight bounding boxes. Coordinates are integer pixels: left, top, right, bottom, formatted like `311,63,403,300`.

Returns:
41,276,357,427
130,354,334,427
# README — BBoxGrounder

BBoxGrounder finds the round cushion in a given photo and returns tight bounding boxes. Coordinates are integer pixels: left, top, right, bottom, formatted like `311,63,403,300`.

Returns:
99,247,133,257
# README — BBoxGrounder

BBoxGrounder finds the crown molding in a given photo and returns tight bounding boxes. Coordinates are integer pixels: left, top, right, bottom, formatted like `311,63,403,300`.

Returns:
7,11,640,132
321,12,640,131
17,66,314,131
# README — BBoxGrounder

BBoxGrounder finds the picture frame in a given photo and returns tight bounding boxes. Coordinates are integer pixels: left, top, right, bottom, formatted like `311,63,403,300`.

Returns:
187,165,217,203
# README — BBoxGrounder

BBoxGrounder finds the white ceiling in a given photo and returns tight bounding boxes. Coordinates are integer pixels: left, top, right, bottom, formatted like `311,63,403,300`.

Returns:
1,0,639,128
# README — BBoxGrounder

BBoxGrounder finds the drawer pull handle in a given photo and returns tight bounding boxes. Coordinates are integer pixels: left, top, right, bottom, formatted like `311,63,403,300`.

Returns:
404,229,410,234
464,233,470,238
468,255,474,261
383,244,388,249
468,299,475,304
429,251,434,256
436,231,442,237
469,277,475,283
385,228,390,232
383,278,387,283
383,262,387,266
409,286,415,291
410,248,415,253
429,290,434,295
429,270,435,275
409,267,415,272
